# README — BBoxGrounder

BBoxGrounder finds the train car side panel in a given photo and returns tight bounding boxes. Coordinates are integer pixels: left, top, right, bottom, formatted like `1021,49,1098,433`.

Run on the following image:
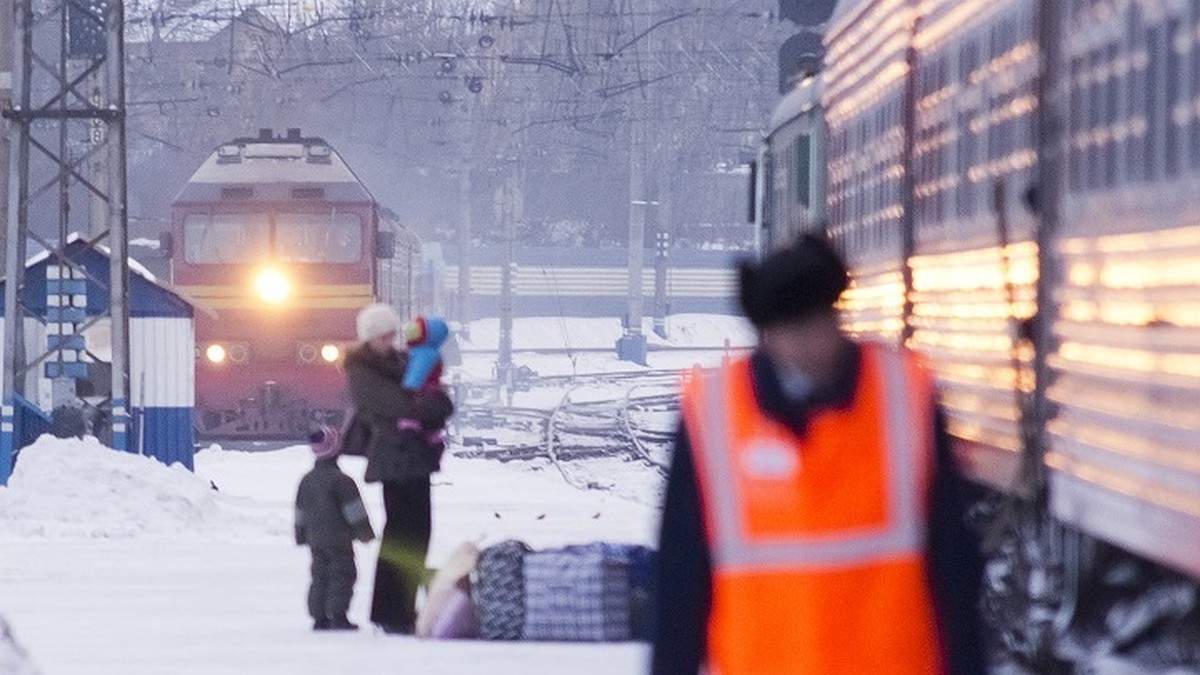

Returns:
1049,0,1200,577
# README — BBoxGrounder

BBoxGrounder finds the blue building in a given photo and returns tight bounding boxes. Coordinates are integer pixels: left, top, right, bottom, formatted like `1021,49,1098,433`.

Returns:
0,235,196,476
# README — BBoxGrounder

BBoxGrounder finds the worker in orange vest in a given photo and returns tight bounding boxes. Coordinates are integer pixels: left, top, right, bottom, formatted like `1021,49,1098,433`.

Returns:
650,234,986,675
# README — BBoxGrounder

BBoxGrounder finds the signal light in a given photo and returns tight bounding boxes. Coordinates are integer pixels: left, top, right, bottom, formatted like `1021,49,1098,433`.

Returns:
206,344,227,364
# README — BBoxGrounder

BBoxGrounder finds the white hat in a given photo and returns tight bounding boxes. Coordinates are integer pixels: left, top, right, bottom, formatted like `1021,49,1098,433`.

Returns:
356,303,401,342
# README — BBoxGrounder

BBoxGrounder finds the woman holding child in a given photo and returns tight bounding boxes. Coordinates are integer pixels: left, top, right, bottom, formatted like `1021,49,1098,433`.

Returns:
343,303,455,635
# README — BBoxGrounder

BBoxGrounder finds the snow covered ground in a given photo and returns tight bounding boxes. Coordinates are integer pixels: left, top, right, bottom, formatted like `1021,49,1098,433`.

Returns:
0,435,661,674
0,314,752,673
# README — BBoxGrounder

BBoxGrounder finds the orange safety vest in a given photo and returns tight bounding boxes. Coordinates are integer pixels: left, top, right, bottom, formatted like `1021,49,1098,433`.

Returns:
681,344,943,675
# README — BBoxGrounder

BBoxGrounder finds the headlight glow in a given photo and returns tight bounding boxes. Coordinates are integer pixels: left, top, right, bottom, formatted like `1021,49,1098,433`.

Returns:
254,268,291,305
206,344,227,364
321,344,341,363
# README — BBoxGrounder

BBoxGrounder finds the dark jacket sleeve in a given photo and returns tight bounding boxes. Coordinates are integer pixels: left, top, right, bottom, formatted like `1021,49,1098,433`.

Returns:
346,361,453,428
335,474,375,543
927,407,988,675
650,425,710,675
294,478,309,546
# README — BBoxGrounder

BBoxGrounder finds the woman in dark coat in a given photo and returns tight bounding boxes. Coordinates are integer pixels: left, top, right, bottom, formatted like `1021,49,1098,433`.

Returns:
344,303,454,634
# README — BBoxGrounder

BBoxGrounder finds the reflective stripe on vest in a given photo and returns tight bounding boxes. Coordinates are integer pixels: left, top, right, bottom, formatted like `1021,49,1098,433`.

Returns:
691,347,925,572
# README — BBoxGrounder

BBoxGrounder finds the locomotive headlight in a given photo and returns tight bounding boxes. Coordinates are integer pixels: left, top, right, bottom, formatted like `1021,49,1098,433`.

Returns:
320,344,341,363
206,344,227,364
254,267,291,305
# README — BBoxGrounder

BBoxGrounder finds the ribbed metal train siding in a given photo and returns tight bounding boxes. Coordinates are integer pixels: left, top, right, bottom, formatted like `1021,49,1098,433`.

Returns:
130,318,195,470
1047,0,1200,577
824,0,1044,490
904,0,1039,489
823,0,916,346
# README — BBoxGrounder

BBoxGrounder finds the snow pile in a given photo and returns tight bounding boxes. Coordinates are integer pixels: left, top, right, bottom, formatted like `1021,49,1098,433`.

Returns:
0,616,39,675
0,436,287,540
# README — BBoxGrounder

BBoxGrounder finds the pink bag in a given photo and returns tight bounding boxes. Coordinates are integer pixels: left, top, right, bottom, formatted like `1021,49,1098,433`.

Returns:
417,542,480,639
429,579,479,639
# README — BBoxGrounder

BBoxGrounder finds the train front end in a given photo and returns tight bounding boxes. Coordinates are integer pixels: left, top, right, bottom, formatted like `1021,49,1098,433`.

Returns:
169,129,385,440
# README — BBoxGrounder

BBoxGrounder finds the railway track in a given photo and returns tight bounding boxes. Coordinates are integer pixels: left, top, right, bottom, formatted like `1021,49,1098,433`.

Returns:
455,372,679,502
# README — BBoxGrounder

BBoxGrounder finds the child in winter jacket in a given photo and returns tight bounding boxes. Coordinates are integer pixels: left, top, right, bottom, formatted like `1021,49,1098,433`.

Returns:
397,317,451,467
295,425,375,630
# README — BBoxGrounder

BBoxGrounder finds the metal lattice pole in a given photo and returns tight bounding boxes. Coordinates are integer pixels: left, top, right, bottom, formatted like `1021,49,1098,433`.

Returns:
1,0,131,483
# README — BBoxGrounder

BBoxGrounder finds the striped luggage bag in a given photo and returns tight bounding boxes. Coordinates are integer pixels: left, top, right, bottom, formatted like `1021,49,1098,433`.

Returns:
625,545,657,641
473,540,531,640
521,543,632,642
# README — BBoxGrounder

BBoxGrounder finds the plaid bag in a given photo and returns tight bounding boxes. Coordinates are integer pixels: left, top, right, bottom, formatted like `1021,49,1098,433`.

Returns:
625,545,657,641
473,540,531,640
522,543,632,642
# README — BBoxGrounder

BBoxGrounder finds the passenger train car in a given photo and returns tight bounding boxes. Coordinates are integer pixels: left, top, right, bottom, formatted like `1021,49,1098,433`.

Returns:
761,0,1200,668
167,129,417,439
759,72,827,251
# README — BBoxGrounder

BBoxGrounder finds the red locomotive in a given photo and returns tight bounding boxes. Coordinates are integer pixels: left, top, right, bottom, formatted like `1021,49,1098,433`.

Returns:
167,128,416,439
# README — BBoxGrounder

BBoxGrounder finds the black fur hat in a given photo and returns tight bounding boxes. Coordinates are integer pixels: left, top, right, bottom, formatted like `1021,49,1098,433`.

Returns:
738,234,849,328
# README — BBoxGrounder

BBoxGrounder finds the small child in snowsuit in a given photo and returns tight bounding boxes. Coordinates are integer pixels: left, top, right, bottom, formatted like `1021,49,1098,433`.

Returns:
294,425,375,631
398,316,451,467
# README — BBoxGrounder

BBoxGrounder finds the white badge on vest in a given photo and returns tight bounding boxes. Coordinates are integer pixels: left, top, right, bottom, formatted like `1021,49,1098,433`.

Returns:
741,440,800,480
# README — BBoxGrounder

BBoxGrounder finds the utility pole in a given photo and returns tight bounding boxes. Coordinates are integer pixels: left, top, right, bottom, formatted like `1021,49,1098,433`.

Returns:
653,229,669,339
0,0,12,279
619,119,649,365
2,0,131,485
458,169,472,341
653,167,674,338
496,150,522,404
616,0,652,365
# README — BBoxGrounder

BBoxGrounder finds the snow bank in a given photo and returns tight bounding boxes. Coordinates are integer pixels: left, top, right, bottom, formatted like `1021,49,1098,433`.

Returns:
0,436,287,540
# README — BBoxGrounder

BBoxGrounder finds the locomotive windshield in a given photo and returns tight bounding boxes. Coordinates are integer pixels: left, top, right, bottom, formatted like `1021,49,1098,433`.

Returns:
184,213,270,263
275,212,362,263
182,211,364,264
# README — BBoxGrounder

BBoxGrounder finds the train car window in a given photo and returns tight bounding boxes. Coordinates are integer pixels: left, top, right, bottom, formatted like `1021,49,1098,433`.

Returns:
275,212,364,263
936,120,947,223
1165,18,1183,178
794,135,812,207
1126,5,1146,183
1075,55,1094,193
1088,49,1104,191
184,213,270,264
958,110,973,216
1191,11,1200,170
1105,44,1120,188
960,41,979,217
1146,26,1163,181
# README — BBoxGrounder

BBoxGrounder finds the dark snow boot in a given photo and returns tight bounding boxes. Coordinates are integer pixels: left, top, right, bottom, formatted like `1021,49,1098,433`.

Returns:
313,617,331,631
328,615,359,631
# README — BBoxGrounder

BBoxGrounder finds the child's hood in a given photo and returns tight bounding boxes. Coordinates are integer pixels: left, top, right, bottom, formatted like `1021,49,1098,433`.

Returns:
405,316,450,349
